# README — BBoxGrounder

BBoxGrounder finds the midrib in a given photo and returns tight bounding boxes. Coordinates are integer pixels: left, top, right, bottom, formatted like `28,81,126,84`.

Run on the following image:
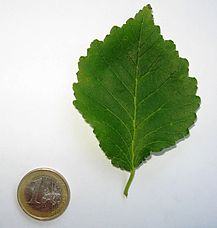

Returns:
131,15,145,171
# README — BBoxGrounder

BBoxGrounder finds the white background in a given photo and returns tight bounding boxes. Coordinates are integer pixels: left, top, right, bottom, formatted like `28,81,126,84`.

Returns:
0,0,216,227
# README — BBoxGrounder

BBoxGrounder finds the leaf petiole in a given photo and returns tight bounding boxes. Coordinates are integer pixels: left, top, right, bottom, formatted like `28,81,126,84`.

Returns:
124,169,135,197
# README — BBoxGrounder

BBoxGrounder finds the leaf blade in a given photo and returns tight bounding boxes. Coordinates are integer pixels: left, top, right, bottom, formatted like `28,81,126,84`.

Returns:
73,5,200,195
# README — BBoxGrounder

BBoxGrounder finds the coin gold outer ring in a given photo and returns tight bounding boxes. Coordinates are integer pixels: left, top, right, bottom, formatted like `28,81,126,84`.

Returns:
17,168,70,221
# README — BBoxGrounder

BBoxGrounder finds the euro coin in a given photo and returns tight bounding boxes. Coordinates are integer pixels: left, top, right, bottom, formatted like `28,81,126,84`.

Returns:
17,168,70,221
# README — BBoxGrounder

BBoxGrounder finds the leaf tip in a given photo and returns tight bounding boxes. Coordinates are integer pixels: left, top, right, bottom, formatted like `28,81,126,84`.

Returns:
146,4,152,10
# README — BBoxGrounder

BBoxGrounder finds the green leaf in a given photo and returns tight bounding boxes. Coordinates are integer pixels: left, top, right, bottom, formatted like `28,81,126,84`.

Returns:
73,5,200,196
